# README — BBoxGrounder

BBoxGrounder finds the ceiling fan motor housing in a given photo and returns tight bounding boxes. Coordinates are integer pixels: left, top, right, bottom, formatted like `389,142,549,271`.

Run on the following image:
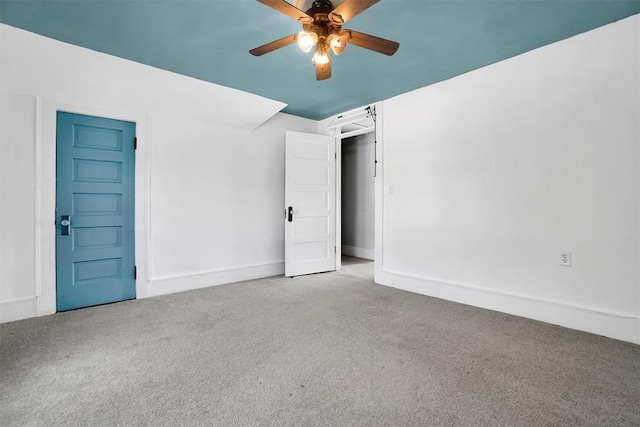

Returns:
303,0,344,38
307,0,335,16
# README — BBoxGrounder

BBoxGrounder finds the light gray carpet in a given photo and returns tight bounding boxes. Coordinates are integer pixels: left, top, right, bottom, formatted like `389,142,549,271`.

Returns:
1,257,639,426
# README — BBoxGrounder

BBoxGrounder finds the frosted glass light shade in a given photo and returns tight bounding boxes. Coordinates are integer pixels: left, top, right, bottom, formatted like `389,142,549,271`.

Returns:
327,33,348,55
313,41,330,65
297,31,318,53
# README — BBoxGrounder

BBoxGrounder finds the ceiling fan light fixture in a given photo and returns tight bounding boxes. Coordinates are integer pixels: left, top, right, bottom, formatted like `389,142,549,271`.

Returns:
327,33,348,55
251,0,399,80
313,40,330,65
296,30,318,53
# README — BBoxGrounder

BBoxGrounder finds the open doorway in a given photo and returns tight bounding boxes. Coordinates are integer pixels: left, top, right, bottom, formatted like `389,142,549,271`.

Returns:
332,106,377,270
341,131,375,261
321,104,379,275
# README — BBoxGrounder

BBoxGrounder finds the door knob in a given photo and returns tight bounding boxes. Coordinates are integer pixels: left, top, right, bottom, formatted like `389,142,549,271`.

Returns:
60,215,70,235
287,206,293,222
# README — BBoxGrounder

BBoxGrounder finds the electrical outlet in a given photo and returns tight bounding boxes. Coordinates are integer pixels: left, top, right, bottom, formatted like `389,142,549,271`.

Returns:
560,252,571,267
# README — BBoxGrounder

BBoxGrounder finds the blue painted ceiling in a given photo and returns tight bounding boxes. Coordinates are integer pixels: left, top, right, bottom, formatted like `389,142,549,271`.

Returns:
1,0,639,120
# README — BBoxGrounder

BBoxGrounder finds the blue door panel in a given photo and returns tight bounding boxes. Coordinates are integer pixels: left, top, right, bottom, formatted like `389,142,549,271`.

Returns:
56,112,135,311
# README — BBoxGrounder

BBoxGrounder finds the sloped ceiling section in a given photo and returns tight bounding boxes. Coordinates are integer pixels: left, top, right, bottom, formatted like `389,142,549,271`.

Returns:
1,1,640,120
1,24,287,130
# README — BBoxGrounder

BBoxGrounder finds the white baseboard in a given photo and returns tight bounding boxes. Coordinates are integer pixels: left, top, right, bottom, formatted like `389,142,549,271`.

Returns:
0,297,37,323
342,245,374,260
145,261,285,298
0,263,284,323
378,269,640,345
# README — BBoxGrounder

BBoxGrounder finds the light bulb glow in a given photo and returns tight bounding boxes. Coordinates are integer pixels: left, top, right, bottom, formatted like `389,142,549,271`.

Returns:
296,31,318,53
327,33,348,55
313,41,330,65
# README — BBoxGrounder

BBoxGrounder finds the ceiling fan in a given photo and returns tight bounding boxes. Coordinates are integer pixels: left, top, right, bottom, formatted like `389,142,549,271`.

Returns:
249,0,399,80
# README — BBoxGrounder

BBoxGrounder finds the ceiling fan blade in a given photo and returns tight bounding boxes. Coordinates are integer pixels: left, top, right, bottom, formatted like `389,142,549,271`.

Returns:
329,0,380,23
316,59,332,80
347,30,399,56
257,0,313,23
250,34,297,56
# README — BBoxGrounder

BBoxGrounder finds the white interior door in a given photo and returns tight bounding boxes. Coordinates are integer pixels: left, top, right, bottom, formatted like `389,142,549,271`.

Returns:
285,131,336,277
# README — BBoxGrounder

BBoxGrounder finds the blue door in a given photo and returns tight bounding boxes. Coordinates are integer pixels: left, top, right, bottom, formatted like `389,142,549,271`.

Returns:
56,112,136,311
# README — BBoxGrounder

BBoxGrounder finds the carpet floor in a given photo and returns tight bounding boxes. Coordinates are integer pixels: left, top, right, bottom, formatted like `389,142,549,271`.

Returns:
1,257,639,426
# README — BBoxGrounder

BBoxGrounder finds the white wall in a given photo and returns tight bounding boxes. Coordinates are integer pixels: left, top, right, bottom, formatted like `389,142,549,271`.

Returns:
341,132,375,260
0,24,317,322
378,16,640,344
0,95,37,305
147,113,315,296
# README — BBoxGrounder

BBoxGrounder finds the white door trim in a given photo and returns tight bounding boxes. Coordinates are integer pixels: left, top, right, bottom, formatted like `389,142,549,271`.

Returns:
325,102,382,278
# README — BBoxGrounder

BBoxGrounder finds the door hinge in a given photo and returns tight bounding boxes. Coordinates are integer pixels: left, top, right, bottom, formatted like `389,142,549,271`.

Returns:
134,266,137,280
335,152,337,160
134,137,138,150
334,246,337,253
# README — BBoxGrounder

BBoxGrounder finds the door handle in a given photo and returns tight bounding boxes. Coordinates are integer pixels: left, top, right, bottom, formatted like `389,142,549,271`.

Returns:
60,215,70,235
287,206,293,222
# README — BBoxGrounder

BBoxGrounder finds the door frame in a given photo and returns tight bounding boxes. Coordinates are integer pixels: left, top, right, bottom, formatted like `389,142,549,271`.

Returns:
35,98,151,317
326,102,384,282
